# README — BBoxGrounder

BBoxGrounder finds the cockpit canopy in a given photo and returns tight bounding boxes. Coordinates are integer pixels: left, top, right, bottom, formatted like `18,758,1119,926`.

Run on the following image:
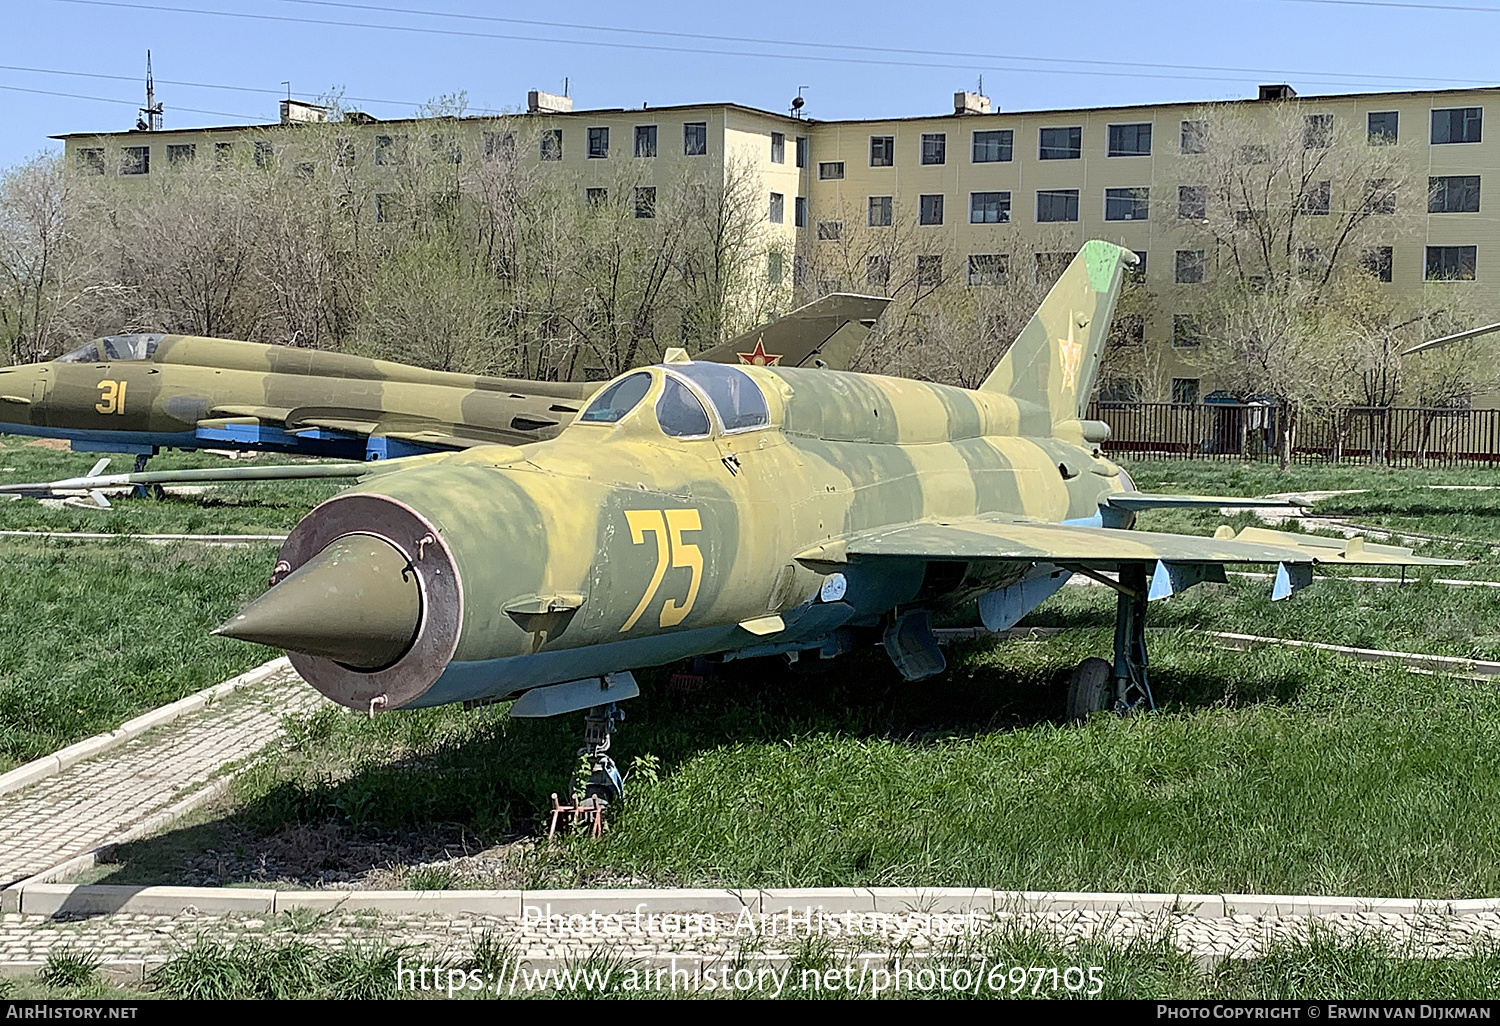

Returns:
56,333,165,364
576,363,770,439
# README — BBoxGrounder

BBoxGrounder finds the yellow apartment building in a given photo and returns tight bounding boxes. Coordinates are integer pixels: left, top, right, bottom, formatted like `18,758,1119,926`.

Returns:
54,83,1500,401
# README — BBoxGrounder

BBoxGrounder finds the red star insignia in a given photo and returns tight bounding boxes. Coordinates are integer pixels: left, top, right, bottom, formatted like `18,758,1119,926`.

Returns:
736,339,782,366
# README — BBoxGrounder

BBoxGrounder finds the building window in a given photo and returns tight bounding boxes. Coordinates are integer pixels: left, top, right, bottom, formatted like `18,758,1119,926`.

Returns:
1130,251,1148,281
120,145,149,175
1426,245,1477,280
769,192,785,224
484,131,515,161
1098,377,1141,402
920,133,946,165
254,140,275,168
586,127,609,159
915,255,943,286
793,255,806,285
375,193,404,223
1177,185,1207,220
1175,250,1206,284
1172,315,1201,348
794,196,807,227
429,133,462,164
1035,251,1075,283
1432,107,1482,144
870,136,894,167
1362,246,1394,282
1039,126,1081,159
76,147,105,174
1303,114,1334,149
1110,313,1146,348
375,134,406,165
818,161,845,180
972,129,1013,163
770,131,785,164
1108,123,1152,156
1429,175,1481,213
817,220,843,241
1171,377,1201,404
969,191,1011,224
540,129,563,162
1368,111,1399,145
868,195,893,227
585,188,608,207
1364,178,1397,215
634,187,656,219
632,125,657,159
294,161,315,180
967,253,1008,286
768,251,784,284
1297,247,1324,279
214,142,233,167
1299,180,1332,215
795,136,808,168
1036,189,1079,222
1104,187,1150,221
684,122,708,155
919,194,945,225
866,255,890,287
1180,120,1206,154
166,143,196,166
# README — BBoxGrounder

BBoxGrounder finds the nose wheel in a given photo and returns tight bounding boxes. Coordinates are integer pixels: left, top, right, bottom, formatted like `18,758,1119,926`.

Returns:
547,703,625,839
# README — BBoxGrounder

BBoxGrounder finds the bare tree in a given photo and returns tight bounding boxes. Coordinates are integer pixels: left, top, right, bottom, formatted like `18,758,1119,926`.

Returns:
0,155,109,364
849,220,1078,388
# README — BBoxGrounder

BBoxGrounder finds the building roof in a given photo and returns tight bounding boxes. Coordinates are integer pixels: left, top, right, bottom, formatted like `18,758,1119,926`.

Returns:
51,84,1500,141
51,101,804,141
806,84,1500,127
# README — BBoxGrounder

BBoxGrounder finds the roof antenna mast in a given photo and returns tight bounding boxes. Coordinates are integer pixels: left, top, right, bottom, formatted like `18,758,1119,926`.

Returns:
138,50,163,131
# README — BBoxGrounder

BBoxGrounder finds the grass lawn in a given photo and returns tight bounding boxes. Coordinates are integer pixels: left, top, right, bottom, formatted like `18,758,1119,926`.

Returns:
0,440,330,770
10,926,1500,1000
5,447,1500,897
66,456,1500,903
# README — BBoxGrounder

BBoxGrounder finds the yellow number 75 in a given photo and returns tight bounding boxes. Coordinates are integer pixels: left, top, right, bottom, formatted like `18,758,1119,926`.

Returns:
621,508,703,632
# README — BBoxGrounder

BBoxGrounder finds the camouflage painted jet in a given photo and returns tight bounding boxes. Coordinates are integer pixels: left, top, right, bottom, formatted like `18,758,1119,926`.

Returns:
23,243,1453,800
0,293,888,471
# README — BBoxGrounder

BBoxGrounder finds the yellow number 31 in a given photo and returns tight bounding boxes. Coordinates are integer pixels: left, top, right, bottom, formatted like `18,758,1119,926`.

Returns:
95,380,127,415
621,508,703,632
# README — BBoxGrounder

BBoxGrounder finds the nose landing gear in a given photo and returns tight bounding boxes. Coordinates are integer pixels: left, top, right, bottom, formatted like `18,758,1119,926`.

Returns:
547,702,626,839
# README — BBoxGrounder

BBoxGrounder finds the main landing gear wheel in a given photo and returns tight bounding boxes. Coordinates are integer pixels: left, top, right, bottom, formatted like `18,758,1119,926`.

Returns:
1066,657,1113,722
1065,562,1157,722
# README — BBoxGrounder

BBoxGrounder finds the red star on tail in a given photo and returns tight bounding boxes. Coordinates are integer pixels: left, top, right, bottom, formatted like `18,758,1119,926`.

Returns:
736,339,782,366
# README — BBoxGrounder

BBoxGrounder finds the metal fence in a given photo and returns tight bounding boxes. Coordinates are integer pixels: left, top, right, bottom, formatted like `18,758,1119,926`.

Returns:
1086,401,1500,467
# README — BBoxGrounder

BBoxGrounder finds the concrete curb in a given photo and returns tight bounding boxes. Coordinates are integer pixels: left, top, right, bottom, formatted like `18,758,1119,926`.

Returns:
1206,632,1500,677
935,627,1500,679
0,530,287,545
0,656,290,799
5,885,1498,920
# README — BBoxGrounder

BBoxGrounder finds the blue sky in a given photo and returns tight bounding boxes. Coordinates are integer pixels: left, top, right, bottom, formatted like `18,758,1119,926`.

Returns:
3,0,1496,167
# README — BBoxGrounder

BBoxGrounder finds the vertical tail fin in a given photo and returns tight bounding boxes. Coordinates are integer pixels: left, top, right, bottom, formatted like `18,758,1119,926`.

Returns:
979,241,1137,435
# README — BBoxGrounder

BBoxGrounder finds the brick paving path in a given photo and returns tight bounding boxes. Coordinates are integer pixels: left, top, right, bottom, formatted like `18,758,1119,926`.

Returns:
3,906,1500,974
0,666,325,887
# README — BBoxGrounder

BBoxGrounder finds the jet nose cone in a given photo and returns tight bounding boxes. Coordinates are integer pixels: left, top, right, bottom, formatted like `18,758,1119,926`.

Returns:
216,534,421,671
